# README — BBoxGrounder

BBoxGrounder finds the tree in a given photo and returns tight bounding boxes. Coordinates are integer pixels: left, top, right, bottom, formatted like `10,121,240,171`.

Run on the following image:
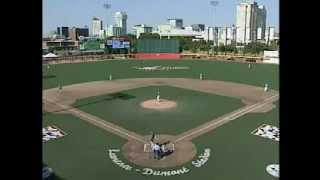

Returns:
269,40,279,51
218,44,226,53
243,42,273,55
126,34,138,53
139,33,160,39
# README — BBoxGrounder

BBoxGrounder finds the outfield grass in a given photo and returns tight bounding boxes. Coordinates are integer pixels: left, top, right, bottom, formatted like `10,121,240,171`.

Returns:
43,60,279,90
72,85,245,135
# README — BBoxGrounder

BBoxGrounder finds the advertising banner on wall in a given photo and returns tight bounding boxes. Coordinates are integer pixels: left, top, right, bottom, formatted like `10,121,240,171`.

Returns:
107,40,113,46
112,40,124,49
263,51,279,64
123,41,130,48
100,43,105,49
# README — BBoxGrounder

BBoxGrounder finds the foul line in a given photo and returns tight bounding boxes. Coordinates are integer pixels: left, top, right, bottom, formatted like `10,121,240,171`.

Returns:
44,98,147,143
173,94,279,143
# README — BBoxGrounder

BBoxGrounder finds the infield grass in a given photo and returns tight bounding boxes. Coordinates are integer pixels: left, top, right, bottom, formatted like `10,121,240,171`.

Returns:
72,85,245,135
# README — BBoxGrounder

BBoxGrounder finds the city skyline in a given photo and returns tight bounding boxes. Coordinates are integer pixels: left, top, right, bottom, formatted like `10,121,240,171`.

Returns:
43,0,279,36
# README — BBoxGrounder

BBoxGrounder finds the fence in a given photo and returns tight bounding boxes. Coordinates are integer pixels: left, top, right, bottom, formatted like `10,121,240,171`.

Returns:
137,39,180,53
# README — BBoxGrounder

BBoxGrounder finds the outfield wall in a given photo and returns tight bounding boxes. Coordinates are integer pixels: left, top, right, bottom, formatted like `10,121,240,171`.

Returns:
135,53,181,59
137,39,180,53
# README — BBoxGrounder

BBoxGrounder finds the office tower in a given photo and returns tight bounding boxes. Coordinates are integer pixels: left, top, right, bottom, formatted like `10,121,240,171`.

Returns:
114,11,128,35
236,0,267,44
92,17,103,37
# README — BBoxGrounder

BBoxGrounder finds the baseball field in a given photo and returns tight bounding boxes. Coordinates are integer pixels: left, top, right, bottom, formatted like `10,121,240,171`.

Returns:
43,59,279,180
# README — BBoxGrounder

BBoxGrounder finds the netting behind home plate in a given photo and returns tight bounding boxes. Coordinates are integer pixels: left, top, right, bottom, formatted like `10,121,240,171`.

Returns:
143,143,175,152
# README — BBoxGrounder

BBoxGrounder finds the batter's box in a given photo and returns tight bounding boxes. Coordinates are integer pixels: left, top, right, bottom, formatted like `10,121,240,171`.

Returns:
43,125,67,143
143,143,175,152
251,124,279,141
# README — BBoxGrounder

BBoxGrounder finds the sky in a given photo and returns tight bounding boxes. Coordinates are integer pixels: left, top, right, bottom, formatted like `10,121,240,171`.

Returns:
43,0,279,36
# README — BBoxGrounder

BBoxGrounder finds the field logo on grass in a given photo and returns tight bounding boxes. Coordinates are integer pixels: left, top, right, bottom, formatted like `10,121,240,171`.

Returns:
108,148,212,176
108,149,133,171
192,148,211,168
43,125,67,143
266,164,279,178
141,167,190,176
133,66,190,71
251,124,279,142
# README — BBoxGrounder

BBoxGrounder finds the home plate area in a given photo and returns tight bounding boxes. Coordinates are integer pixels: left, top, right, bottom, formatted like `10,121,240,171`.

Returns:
43,125,67,142
122,135,197,168
143,142,175,152
251,124,279,141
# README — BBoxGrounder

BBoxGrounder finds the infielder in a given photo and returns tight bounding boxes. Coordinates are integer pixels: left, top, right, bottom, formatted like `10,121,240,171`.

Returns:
264,83,269,92
58,84,62,93
156,90,160,103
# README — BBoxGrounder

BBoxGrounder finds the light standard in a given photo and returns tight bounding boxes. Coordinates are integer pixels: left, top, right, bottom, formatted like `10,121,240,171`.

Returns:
233,25,239,55
244,5,248,44
243,4,248,55
267,26,271,46
210,1,219,56
103,2,111,38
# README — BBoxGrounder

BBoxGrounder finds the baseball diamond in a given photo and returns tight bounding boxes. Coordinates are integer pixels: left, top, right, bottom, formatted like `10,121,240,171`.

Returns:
43,59,278,180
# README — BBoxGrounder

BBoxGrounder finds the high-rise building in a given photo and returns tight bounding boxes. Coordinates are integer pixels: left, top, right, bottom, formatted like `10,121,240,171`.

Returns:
106,25,114,36
106,25,126,37
114,11,128,35
265,26,275,45
191,24,205,32
203,27,218,44
69,27,77,41
132,24,153,38
257,5,267,40
204,26,236,45
216,27,237,45
69,27,89,41
157,24,172,34
112,26,124,36
185,26,193,31
92,17,103,37
99,29,106,39
168,18,183,29
236,0,267,44
57,27,69,38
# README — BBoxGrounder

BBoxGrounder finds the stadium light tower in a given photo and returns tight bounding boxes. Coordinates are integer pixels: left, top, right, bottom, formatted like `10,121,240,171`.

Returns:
210,1,219,56
103,2,111,37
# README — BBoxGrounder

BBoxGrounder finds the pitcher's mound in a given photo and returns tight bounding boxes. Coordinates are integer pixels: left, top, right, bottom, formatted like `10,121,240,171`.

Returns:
140,99,177,110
